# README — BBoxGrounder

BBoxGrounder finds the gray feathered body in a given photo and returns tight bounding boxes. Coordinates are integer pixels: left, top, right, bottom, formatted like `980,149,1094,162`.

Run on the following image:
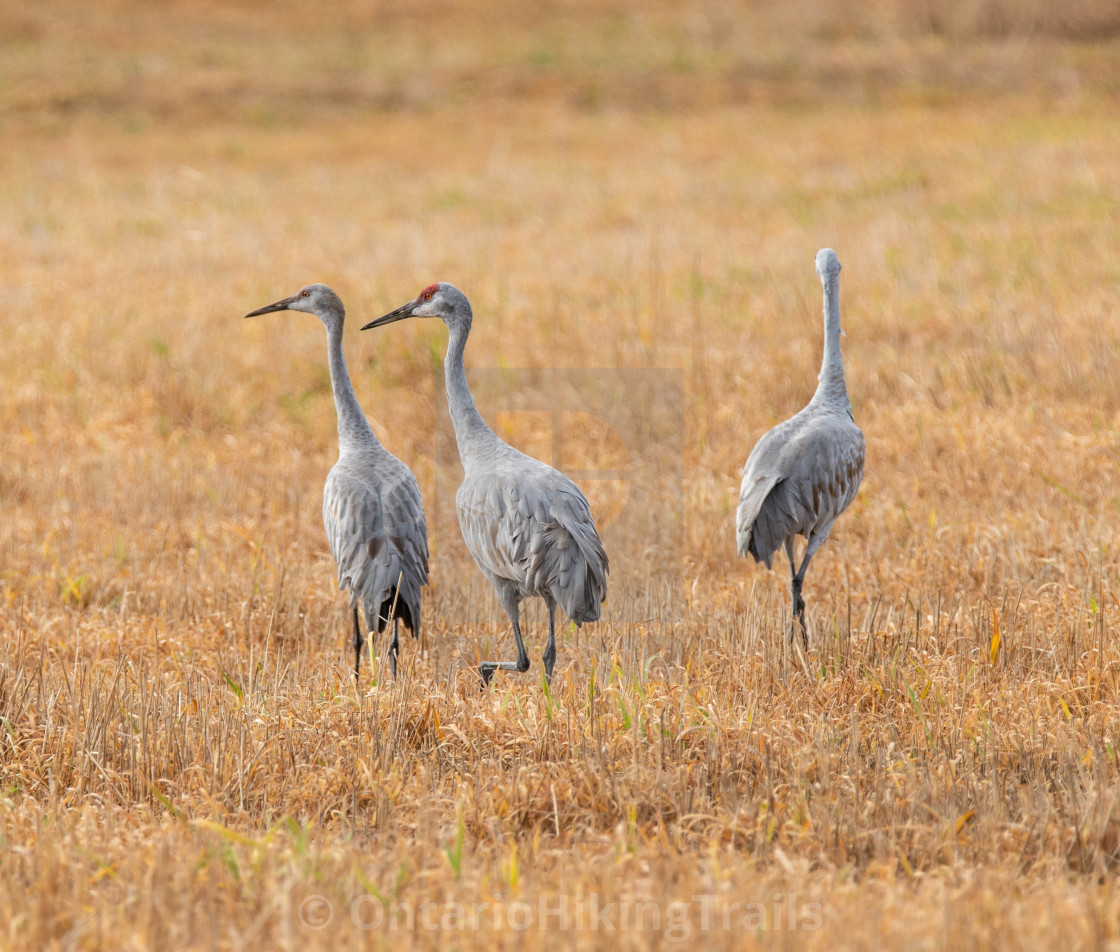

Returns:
456,443,608,625
366,281,607,681
246,282,428,677
736,401,864,567
736,248,864,578
323,446,429,638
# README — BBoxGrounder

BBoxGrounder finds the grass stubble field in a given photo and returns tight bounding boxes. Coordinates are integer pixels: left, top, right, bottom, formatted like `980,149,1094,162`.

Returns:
3,1,1120,948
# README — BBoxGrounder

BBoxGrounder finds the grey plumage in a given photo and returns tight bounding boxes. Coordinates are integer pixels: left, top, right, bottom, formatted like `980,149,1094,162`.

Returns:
362,282,608,685
456,457,608,625
246,283,429,679
736,249,865,647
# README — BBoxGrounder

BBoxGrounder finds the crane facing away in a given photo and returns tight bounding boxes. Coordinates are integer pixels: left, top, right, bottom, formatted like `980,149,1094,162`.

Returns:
362,283,608,686
736,249,865,649
245,284,429,680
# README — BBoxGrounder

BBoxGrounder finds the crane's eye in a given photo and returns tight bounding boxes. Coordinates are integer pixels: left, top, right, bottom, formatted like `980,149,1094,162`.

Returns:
301,290,310,298
422,289,434,301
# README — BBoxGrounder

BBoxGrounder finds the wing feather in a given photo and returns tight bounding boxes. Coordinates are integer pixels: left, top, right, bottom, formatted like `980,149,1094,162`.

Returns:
323,452,429,636
737,409,864,567
456,462,609,624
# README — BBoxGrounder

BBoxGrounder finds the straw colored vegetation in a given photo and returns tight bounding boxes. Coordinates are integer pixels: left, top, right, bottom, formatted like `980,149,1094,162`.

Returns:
2,1,1120,948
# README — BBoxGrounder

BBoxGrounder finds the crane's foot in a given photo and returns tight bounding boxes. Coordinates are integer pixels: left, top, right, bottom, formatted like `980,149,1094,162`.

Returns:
478,657,531,689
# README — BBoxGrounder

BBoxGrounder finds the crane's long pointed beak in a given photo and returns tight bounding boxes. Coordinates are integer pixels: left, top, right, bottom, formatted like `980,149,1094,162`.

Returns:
360,301,417,331
244,294,299,318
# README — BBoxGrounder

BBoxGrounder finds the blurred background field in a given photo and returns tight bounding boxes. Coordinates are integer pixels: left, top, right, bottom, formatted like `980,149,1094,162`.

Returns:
2,1,1120,949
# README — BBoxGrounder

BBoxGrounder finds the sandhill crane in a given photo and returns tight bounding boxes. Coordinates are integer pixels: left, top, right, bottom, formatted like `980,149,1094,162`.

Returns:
245,284,429,680
362,283,608,686
736,249,865,649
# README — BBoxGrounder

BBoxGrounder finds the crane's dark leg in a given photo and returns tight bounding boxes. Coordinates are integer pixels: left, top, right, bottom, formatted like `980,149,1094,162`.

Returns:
784,539,808,650
791,576,808,651
788,531,831,652
351,607,364,682
389,618,400,679
542,598,557,685
480,586,530,687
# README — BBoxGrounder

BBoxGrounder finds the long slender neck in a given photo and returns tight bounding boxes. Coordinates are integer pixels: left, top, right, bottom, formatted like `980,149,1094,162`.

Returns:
812,270,850,409
444,320,501,467
324,314,378,451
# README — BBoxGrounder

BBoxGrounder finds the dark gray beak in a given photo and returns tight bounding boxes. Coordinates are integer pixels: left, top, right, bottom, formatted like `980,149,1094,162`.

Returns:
361,300,418,331
245,294,299,318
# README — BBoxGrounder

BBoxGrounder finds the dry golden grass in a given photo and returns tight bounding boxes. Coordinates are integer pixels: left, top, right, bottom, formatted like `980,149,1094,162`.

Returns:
3,1,1120,948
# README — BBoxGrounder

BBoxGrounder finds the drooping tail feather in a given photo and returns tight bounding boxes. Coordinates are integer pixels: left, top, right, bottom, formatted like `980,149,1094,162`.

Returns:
736,473,790,570
538,518,609,626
